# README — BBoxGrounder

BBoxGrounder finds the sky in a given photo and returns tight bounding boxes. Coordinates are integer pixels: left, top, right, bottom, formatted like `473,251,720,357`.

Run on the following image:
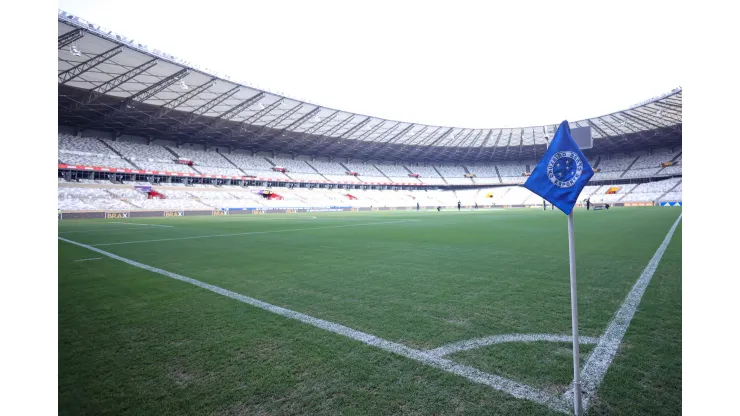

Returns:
58,0,682,129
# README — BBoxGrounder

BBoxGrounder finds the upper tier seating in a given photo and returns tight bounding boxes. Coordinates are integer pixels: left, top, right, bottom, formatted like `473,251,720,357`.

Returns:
309,160,355,175
342,162,386,177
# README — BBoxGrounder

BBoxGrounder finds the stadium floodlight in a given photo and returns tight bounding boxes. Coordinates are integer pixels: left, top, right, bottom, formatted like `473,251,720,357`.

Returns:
70,45,81,57
179,80,189,90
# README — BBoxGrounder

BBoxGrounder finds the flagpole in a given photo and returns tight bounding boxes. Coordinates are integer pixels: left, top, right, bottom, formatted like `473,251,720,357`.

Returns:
568,211,583,415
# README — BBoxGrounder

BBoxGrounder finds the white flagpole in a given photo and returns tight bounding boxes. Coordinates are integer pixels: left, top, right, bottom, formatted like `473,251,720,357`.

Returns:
568,211,583,415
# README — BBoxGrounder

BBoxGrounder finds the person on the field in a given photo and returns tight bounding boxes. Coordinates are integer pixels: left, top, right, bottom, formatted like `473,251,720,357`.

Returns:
543,199,547,211
475,202,478,209
416,202,419,211
458,201,461,211
586,198,591,210
437,206,441,212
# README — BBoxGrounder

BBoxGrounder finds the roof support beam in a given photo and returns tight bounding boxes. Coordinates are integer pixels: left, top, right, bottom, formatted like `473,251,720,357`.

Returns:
599,116,649,149
416,127,453,160
370,122,402,143
367,124,415,159
606,115,639,135
620,111,663,130
454,129,477,159
503,128,522,160
257,103,304,136
307,114,355,153
339,117,371,140
59,29,84,50
517,129,525,160
477,129,500,161
377,126,430,159
652,101,682,113
122,69,190,108
58,46,123,84
79,69,190,130
584,119,621,152
209,92,264,130
68,59,159,111
281,107,321,132
340,120,388,156
153,79,217,120
303,112,339,136
351,121,386,142
633,107,680,125
240,99,289,141
462,129,490,160
489,130,512,161
172,86,241,132
304,116,357,152
194,91,264,137
284,111,340,152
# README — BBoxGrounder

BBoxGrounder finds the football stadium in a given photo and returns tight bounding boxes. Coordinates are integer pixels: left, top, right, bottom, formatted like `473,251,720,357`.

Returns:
57,7,682,416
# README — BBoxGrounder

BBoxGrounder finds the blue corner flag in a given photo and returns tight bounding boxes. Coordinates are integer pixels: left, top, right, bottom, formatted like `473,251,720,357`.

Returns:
524,120,594,214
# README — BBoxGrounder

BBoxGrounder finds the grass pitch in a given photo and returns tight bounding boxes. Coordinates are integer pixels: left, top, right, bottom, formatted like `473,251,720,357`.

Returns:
58,207,682,415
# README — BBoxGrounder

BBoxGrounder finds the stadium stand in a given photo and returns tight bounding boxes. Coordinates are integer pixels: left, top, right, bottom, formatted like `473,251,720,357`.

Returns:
58,134,137,170
591,155,637,180
435,165,473,185
464,165,499,184
267,157,326,181
308,160,362,182
590,184,639,203
620,178,681,202
342,162,386,178
495,163,528,185
374,163,418,183
221,153,287,179
168,147,245,177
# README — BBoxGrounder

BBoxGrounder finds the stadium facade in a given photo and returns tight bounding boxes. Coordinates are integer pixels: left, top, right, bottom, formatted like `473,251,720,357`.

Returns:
57,10,682,215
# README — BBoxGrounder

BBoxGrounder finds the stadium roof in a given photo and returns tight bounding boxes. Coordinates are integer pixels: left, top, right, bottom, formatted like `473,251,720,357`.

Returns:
58,12,682,163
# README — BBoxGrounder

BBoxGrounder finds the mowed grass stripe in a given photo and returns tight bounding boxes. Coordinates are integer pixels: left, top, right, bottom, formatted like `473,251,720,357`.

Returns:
59,209,681,349
58,208,682,414
58,242,560,416
58,236,573,414
90,219,422,246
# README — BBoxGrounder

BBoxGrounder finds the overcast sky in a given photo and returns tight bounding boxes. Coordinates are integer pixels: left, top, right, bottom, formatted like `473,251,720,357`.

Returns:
58,0,682,128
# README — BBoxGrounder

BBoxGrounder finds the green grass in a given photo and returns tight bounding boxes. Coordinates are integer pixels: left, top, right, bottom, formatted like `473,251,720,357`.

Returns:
58,207,682,415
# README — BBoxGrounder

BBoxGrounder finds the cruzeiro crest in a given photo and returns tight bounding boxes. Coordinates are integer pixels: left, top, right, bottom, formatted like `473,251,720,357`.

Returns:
547,151,584,188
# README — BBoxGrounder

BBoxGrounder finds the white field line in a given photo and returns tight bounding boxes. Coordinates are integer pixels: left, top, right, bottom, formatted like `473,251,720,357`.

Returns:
108,222,173,228
427,334,600,358
563,213,682,411
73,257,103,262
57,236,571,414
218,215,318,220
91,219,421,247
59,228,164,234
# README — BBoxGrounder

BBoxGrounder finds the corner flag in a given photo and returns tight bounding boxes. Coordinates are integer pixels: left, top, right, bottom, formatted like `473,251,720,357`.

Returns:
524,120,594,214
524,120,594,415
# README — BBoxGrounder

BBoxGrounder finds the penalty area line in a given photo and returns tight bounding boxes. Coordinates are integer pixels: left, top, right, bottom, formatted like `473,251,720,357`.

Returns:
57,236,571,414
108,222,173,228
91,219,421,247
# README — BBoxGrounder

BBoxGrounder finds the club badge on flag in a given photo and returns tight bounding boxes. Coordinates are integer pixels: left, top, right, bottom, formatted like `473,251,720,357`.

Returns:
524,120,594,214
